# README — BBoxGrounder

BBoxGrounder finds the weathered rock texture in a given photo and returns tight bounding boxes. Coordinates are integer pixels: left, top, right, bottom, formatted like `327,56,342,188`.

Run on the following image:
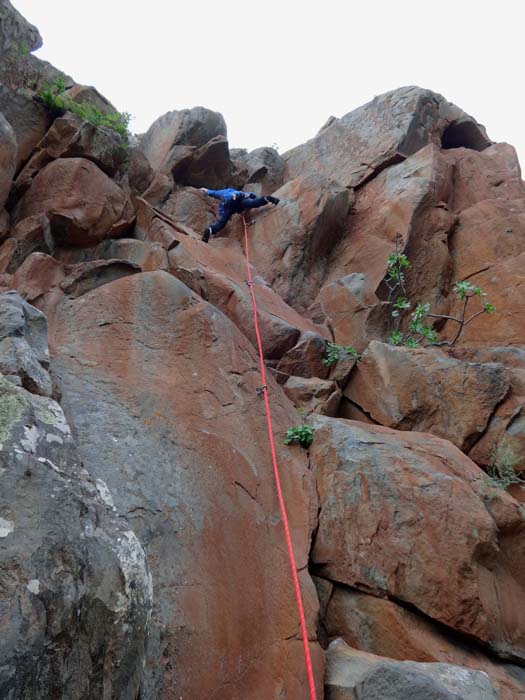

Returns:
0,289,52,395
0,293,152,699
50,271,323,699
310,417,525,661
0,0,42,54
1,11,525,696
345,341,509,450
326,641,498,700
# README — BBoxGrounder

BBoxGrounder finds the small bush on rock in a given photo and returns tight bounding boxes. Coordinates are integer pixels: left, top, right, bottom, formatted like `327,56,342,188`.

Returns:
284,425,314,449
38,76,131,138
323,342,361,367
487,442,525,490
386,236,495,348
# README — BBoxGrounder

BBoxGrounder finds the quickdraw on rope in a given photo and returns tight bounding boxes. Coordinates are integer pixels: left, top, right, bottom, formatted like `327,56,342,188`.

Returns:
242,214,317,700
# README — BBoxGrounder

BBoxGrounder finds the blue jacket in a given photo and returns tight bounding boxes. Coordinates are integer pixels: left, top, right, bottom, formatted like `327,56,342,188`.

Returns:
203,188,256,213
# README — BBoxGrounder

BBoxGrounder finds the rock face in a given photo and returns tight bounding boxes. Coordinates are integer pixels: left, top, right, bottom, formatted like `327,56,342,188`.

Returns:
138,107,237,189
14,158,135,247
0,0,42,54
0,290,152,699
310,416,525,661
233,146,285,195
319,585,525,700
247,174,352,309
345,341,509,450
16,113,128,186
0,290,52,395
1,11,525,694
0,85,51,170
0,111,16,208
50,271,323,699
284,86,490,189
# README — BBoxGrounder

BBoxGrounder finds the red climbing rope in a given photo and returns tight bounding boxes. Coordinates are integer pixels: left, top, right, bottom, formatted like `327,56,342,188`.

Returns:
242,215,317,700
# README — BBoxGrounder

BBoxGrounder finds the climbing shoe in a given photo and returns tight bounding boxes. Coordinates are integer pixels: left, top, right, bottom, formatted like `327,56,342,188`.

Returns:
202,227,211,243
265,196,280,205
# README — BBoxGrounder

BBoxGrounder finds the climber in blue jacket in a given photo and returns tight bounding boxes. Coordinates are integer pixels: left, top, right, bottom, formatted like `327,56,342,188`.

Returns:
200,187,280,243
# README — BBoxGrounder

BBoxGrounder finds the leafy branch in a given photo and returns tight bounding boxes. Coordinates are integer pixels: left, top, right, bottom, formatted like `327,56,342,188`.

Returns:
385,237,495,348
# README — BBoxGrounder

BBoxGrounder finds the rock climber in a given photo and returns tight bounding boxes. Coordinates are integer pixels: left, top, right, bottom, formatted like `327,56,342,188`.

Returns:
200,187,280,243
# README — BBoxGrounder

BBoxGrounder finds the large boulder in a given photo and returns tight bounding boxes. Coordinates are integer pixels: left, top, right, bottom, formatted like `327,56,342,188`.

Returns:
161,185,215,233
0,0,42,54
138,107,237,188
449,347,525,485
442,143,524,212
0,111,16,208
0,375,152,699
344,341,509,450
283,376,341,416
319,585,525,700
0,290,52,395
310,416,525,660
139,107,227,171
16,113,128,188
326,641,498,700
234,146,285,195
50,271,324,698
14,158,135,247
284,86,490,189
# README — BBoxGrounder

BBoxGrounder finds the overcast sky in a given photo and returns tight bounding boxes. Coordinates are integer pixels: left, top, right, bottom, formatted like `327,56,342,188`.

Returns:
13,0,524,167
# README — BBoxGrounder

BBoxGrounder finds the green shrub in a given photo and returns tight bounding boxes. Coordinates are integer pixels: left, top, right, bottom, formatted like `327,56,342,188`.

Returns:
385,238,495,348
37,75,131,138
284,424,314,449
487,442,525,490
323,342,361,367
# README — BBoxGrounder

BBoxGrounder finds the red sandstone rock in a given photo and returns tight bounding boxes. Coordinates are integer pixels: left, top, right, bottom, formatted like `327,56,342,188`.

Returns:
16,113,128,186
276,331,330,379
284,86,490,189
59,259,141,298
283,376,341,416
15,158,135,247
167,232,328,359
345,341,509,450
245,174,351,310
11,251,65,302
49,271,324,698
443,143,525,212
310,416,525,660
320,585,525,700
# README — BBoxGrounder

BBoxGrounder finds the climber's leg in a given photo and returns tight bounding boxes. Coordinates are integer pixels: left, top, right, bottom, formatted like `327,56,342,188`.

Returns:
202,208,233,242
239,196,279,212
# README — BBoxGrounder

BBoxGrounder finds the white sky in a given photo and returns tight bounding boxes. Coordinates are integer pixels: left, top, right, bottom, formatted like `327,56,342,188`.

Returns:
12,0,525,168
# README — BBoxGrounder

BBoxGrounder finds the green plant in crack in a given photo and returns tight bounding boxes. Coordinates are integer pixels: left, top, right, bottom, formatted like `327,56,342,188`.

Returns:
323,342,361,367
385,235,495,348
487,441,525,491
284,424,314,449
